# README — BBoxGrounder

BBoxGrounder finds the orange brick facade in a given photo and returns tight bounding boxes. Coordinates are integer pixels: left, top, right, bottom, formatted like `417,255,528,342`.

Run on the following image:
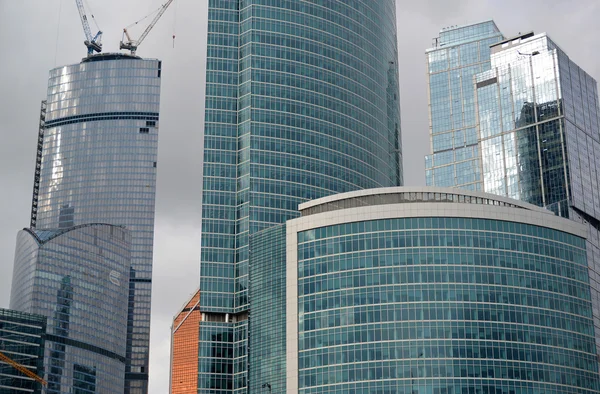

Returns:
170,290,201,394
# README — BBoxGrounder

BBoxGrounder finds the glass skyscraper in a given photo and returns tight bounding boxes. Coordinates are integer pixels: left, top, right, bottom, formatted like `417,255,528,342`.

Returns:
10,224,131,393
472,32,600,357
199,1,402,392
248,187,600,393
426,24,600,359
28,52,162,393
425,21,503,189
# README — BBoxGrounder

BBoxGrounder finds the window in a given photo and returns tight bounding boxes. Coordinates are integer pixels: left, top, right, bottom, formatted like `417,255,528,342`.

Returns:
139,128,149,134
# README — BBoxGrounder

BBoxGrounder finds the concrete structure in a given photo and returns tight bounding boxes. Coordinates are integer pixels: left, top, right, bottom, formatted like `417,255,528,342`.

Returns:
31,52,162,392
10,224,131,393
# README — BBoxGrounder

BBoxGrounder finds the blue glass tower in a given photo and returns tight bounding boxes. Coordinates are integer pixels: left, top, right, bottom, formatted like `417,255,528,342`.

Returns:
425,23,600,364
10,224,131,393
472,31,600,357
199,1,402,392
425,21,504,189
31,53,162,393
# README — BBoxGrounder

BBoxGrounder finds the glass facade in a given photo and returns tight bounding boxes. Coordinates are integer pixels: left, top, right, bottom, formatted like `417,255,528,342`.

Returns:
285,188,600,394
171,290,201,394
10,224,131,393
425,21,503,189
472,32,600,357
248,225,287,393
33,53,162,393
475,34,567,209
0,308,46,394
199,1,402,392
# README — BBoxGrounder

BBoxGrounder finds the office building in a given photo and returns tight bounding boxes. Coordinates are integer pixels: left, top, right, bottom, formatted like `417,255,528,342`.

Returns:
249,187,600,393
425,22,600,358
170,290,201,394
0,308,46,393
198,1,402,391
30,52,162,392
472,31,600,356
10,223,131,393
425,21,504,189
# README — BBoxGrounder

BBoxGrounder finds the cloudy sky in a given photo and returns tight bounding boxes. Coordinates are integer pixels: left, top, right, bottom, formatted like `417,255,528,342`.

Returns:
0,0,598,392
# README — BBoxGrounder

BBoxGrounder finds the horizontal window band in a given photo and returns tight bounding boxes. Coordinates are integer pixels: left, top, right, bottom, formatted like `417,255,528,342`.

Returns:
476,77,498,89
45,112,159,128
130,278,152,283
125,372,149,381
45,334,126,364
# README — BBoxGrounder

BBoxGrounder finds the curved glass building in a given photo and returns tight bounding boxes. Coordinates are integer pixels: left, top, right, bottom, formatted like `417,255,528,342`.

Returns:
32,53,162,392
199,1,402,392
247,187,600,393
10,223,131,393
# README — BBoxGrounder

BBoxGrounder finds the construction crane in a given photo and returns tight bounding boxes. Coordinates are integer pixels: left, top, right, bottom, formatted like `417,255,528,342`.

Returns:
120,0,175,56
0,350,47,386
75,0,103,55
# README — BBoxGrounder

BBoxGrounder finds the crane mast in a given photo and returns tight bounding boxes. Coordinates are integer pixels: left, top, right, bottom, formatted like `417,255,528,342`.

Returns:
120,0,174,55
75,0,102,55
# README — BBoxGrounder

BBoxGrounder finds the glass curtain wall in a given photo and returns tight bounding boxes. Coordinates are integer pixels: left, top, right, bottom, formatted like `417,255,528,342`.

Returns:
425,21,503,189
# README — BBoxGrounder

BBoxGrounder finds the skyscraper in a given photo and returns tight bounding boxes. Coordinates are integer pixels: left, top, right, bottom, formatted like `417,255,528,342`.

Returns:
472,31,600,356
425,23,600,361
170,290,201,394
10,224,131,393
249,187,600,393
425,21,504,189
199,1,402,391
28,52,162,393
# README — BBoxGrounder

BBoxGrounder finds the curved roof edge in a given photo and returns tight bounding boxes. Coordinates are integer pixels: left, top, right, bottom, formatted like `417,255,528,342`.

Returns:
81,52,142,63
23,223,127,245
298,186,551,215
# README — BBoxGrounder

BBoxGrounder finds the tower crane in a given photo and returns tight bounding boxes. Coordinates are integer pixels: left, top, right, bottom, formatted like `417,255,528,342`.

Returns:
0,350,47,387
120,0,175,56
75,0,103,55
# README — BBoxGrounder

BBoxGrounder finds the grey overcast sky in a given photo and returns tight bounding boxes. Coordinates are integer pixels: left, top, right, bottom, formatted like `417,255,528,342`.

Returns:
0,0,598,392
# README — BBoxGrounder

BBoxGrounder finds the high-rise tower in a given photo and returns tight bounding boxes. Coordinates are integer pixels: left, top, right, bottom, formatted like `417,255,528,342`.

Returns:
170,290,201,394
10,224,131,393
26,52,162,393
472,31,600,356
198,1,402,391
425,21,504,189
425,24,600,362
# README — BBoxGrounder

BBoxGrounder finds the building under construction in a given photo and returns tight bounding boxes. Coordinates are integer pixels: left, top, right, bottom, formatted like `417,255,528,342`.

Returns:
7,0,171,392
12,50,162,393
0,308,46,393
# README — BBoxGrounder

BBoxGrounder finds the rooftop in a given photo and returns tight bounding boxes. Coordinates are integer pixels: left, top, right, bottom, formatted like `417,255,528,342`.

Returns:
24,223,127,245
299,186,551,217
428,20,502,50
81,52,142,63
